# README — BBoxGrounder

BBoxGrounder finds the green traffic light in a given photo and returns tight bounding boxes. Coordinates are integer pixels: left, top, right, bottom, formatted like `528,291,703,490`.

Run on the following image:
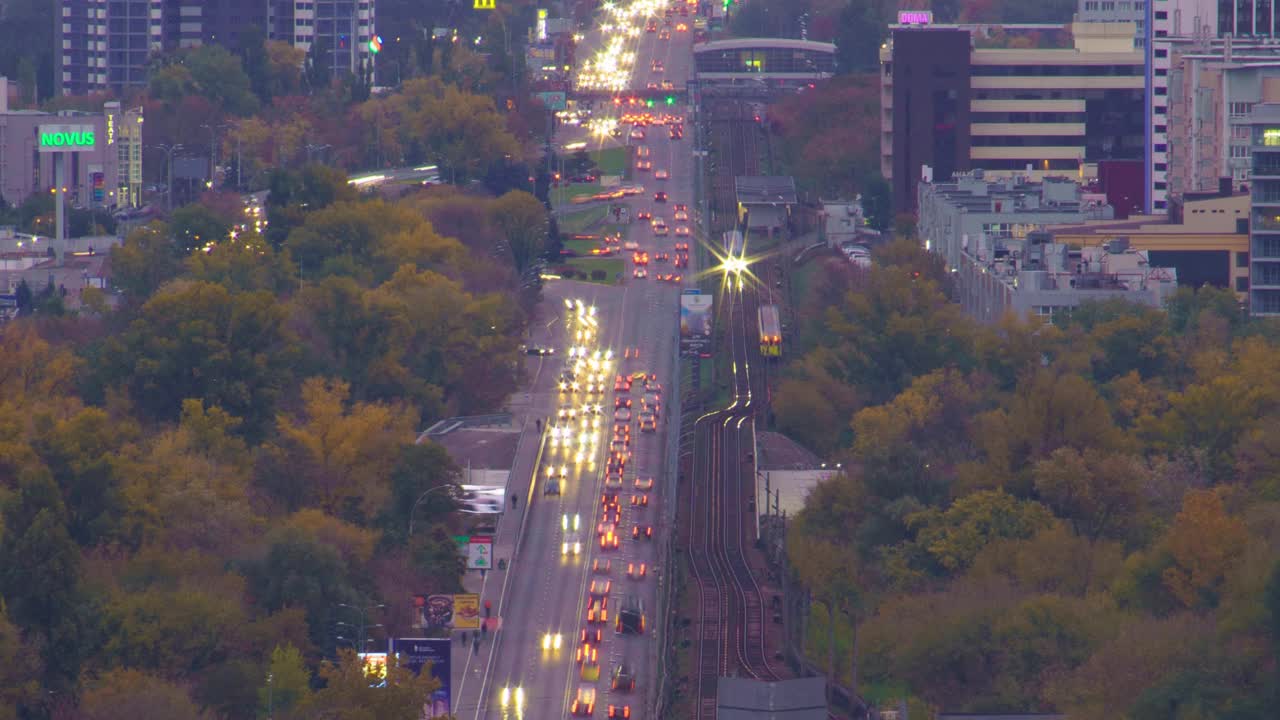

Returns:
665,96,674,105
646,98,654,108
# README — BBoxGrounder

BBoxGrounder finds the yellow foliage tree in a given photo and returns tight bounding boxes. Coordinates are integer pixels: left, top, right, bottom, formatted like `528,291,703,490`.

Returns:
274,377,416,518
1161,488,1248,609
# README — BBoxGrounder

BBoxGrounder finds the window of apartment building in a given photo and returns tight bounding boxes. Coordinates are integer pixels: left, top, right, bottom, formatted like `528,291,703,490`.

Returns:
1155,86,1167,95
1155,10,1167,19
1155,163,1167,171
1135,1,1144,10
1155,181,1167,190
1231,145,1251,159
1084,0,1099,8
1234,125,1251,140
1155,68,1167,76
1155,48,1168,58
1155,143,1167,152
1155,30,1168,37
1236,276,1249,292
1237,251,1250,267
1230,102,1254,118
1156,125,1167,134
1119,1,1130,10
1101,1,1116,9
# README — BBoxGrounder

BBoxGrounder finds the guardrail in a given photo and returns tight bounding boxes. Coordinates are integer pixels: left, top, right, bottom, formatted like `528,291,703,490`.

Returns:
421,413,514,437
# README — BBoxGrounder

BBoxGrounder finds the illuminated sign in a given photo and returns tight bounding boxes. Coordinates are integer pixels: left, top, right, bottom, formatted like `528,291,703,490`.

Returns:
474,0,495,8
106,114,115,146
537,9,548,41
898,10,933,25
358,652,388,686
38,124,96,153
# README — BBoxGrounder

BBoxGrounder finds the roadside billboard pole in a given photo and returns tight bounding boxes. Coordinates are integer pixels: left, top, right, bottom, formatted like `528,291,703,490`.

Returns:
39,123,98,265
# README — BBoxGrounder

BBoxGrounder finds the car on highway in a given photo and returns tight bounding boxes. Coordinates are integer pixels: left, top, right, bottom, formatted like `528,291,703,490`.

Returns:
608,705,632,719
612,662,636,692
634,477,654,490
544,478,561,495
623,240,640,250
676,21,688,31
614,406,632,423
633,524,653,540
600,529,621,549
616,596,645,634
654,251,670,262
579,644,601,681
562,513,583,555
658,28,670,39
661,80,675,90
633,267,647,279
541,632,563,651
652,219,669,236
655,169,669,180
587,598,609,623
639,413,657,433
572,685,596,715
636,145,650,158
636,209,652,221
590,579,612,597
593,558,612,574
675,225,690,236
674,254,688,268
654,191,668,202
645,20,657,32
651,60,664,73
635,159,651,171
525,345,555,355
631,494,649,508
581,627,603,644
674,209,689,221
629,127,645,140
646,81,659,90
632,251,649,265
626,562,647,579
614,374,632,392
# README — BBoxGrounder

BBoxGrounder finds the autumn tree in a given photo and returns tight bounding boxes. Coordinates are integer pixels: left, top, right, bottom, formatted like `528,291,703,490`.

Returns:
268,377,416,519
79,668,212,720
1032,447,1146,542
297,649,439,719
1161,489,1248,610
261,643,312,715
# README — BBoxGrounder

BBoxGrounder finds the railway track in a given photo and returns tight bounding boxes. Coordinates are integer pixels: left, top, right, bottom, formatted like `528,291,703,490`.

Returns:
708,100,763,217
686,280,778,719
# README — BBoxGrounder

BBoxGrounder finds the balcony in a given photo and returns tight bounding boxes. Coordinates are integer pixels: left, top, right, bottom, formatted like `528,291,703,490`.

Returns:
1253,214,1280,232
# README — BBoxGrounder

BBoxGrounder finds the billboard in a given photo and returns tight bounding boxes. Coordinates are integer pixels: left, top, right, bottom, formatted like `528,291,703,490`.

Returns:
38,124,96,153
536,91,568,111
413,593,480,630
393,638,452,718
467,536,493,569
680,293,713,357
452,594,481,629
358,652,388,687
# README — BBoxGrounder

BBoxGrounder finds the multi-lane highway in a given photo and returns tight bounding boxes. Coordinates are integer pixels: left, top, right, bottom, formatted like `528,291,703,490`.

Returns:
450,2,700,717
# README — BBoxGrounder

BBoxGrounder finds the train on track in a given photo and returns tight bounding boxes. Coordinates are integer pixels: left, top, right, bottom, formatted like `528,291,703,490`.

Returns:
757,304,781,357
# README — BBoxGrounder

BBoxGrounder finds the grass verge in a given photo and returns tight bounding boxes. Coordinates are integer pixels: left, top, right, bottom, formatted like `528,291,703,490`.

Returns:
591,146,629,176
566,257,625,284
558,205,610,235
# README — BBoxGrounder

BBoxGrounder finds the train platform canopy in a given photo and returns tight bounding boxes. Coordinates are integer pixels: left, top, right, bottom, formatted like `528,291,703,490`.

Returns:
736,176,797,232
716,677,828,719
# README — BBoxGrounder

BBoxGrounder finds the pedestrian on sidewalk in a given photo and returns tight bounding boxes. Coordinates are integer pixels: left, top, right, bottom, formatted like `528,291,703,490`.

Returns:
484,600,492,618
511,493,519,510
536,418,542,432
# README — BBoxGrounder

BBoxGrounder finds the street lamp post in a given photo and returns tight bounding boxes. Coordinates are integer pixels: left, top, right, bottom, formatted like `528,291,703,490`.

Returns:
152,143,184,213
408,484,457,538
201,123,228,182
335,603,386,656
306,143,332,165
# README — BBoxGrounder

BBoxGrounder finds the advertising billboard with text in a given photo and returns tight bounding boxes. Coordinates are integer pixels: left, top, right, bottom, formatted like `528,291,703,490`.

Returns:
393,638,452,718
680,292,713,357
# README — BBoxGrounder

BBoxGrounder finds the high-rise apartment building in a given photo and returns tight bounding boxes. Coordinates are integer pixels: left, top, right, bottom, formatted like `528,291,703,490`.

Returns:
1246,103,1280,315
1078,0,1148,48
880,21,1145,213
58,0,376,97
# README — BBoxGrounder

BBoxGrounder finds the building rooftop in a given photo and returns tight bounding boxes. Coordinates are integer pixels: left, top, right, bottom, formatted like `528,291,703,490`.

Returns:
735,176,797,206
922,169,1112,217
716,677,827,720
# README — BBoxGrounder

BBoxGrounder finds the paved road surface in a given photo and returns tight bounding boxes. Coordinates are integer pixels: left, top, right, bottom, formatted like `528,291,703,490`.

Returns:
448,4,698,719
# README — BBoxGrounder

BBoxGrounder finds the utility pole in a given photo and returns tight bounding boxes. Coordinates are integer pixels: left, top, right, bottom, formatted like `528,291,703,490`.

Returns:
153,143,184,213
335,603,386,655
201,123,227,182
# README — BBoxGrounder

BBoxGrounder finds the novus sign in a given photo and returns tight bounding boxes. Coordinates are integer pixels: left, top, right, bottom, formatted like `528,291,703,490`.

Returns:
38,124,97,153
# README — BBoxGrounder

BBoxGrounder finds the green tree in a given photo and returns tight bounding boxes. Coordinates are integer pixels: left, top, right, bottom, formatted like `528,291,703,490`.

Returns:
170,202,235,255
305,37,334,91
382,441,460,544
185,44,259,116
109,222,184,300
0,602,41,720
264,164,357,248
243,526,363,650
185,231,295,293
106,280,297,436
261,643,313,715
889,490,1055,581
1161,489,1248,610
101,587,246,674
32,407,138,547
490,190,549,274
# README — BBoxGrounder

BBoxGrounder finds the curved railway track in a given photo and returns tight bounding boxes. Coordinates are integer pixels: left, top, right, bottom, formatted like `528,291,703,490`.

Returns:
686,279,779,719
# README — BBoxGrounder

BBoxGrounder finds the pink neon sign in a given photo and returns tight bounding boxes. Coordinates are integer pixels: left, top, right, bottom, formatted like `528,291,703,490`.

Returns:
898,10,933,25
